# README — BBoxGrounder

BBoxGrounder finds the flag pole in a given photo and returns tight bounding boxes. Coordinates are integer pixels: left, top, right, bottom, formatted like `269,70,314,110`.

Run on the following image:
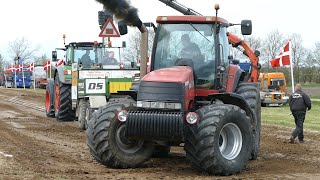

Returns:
289,40,294,93
49,61,51,79
14,65,17,88
22,65,25,89
33,64,36,90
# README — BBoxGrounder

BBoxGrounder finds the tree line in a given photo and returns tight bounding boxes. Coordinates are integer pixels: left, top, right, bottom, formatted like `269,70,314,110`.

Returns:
231,29,320,84
1,29,319,85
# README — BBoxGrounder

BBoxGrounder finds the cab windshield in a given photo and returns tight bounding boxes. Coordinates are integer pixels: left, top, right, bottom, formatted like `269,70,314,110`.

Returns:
153,23,229,88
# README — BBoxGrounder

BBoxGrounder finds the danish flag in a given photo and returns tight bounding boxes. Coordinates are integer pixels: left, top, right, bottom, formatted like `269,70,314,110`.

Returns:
55,59,64,68
8,66,15,72
27,63,34,72
44,61,51,70
16,64,23,72
270,41,291,68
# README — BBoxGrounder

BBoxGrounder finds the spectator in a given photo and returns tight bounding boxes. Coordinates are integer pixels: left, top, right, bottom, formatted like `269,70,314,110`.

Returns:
289,84,312,143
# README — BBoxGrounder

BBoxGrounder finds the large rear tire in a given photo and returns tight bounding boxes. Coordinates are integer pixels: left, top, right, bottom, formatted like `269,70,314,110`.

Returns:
54,75,75,121
86,100,154,168
45,79,55,117
236,83,261,160
185,104,253,175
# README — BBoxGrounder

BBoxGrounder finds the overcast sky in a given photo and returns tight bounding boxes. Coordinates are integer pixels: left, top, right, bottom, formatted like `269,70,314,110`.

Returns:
0,0,319,62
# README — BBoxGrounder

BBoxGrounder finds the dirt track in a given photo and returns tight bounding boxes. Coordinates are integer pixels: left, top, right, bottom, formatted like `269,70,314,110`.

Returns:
0,88,320,179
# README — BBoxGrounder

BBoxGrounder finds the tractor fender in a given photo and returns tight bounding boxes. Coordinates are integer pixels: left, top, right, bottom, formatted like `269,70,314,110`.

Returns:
209,93,257,131
54,66,71,84
225,65,246,93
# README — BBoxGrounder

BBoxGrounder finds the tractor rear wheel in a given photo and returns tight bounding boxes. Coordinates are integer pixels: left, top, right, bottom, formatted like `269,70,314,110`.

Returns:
236,83,261,160
78,99,92,130
54,75,75,121
185,104,253,175
45,79,55,118
86,100,154,168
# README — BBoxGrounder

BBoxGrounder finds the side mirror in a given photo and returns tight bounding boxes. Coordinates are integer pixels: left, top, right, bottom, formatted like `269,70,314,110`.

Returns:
118,21,128,35
122,41,126,48
52,51,57,61
241,20,252,35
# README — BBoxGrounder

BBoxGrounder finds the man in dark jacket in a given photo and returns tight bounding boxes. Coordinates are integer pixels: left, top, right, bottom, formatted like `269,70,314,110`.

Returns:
289,84,312,143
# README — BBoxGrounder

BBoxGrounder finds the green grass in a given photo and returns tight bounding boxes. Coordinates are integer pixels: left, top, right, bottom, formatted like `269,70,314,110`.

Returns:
262,101,320,132
310,95,320,99
287,83,320,89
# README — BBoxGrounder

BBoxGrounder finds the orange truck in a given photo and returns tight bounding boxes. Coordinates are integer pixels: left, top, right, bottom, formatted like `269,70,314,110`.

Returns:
259,72,288,106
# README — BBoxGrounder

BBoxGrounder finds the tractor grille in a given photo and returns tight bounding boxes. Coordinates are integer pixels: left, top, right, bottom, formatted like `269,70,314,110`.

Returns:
126,111,184,142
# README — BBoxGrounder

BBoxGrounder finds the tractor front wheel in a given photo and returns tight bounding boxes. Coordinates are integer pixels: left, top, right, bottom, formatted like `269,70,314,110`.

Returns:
185,104,253,175
45,79,55,117
86,100,154,168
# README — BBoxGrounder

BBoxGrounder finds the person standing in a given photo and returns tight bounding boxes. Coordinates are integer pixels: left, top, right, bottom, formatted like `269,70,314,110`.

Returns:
289,84,312,143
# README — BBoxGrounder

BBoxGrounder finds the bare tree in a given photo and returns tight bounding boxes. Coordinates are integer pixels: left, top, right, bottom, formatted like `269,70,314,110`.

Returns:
34,54,48,66
0,53,4,71
122,28,155,64
8,37,39,65
262,29,285,69
313,42,320,67
301,52,315,83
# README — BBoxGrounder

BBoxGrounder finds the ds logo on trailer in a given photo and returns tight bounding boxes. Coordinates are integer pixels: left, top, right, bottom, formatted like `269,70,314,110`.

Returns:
88,83,103,90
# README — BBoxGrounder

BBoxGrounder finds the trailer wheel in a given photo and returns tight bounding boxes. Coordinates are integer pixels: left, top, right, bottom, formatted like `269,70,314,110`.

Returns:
45,79,55,117
236,83,261,160
78,99,92,130
185,104,252,175
54,75,75,121
86,100,153,168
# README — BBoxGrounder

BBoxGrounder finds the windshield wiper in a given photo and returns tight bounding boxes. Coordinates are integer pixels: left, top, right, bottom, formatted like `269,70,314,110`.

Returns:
189,23,210,42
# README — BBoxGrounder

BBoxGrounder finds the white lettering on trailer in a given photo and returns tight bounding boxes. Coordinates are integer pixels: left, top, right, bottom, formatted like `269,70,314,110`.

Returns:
79,70,139,79
85,79,106,94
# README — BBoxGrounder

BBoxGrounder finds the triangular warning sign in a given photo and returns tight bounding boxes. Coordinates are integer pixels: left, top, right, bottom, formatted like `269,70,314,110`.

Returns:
99,18,120,37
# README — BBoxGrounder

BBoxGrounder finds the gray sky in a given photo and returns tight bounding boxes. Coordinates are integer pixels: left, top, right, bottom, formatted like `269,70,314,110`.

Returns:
0,0,319,62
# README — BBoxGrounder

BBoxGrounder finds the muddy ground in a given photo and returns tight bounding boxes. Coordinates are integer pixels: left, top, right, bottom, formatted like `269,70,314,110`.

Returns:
0,88,320,179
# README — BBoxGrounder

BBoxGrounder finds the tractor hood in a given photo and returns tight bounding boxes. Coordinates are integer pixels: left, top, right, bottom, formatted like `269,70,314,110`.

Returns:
141,66,193,84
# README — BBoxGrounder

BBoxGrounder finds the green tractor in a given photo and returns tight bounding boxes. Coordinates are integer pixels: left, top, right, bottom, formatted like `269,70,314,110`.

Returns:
45,42,139,129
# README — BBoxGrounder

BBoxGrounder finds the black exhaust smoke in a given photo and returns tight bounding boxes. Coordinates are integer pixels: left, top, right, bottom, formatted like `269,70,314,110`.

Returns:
96,0,143,30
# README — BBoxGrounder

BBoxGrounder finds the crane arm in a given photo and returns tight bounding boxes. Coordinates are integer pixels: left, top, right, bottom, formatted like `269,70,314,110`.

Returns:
228,33,260,82
158,0,202,15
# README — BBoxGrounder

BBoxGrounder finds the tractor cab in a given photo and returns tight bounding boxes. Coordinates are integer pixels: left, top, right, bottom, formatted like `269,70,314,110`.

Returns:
151,16,231,89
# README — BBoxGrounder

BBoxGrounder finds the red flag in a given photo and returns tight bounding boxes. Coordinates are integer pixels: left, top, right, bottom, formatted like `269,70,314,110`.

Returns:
16,64,23,72
270,41,290,68
44,61,51,70
8,66,15,72
55,59,64,68
27,63,34,72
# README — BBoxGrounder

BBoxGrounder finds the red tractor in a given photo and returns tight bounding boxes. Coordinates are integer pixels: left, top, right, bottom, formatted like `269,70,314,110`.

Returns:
86,4,261,176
